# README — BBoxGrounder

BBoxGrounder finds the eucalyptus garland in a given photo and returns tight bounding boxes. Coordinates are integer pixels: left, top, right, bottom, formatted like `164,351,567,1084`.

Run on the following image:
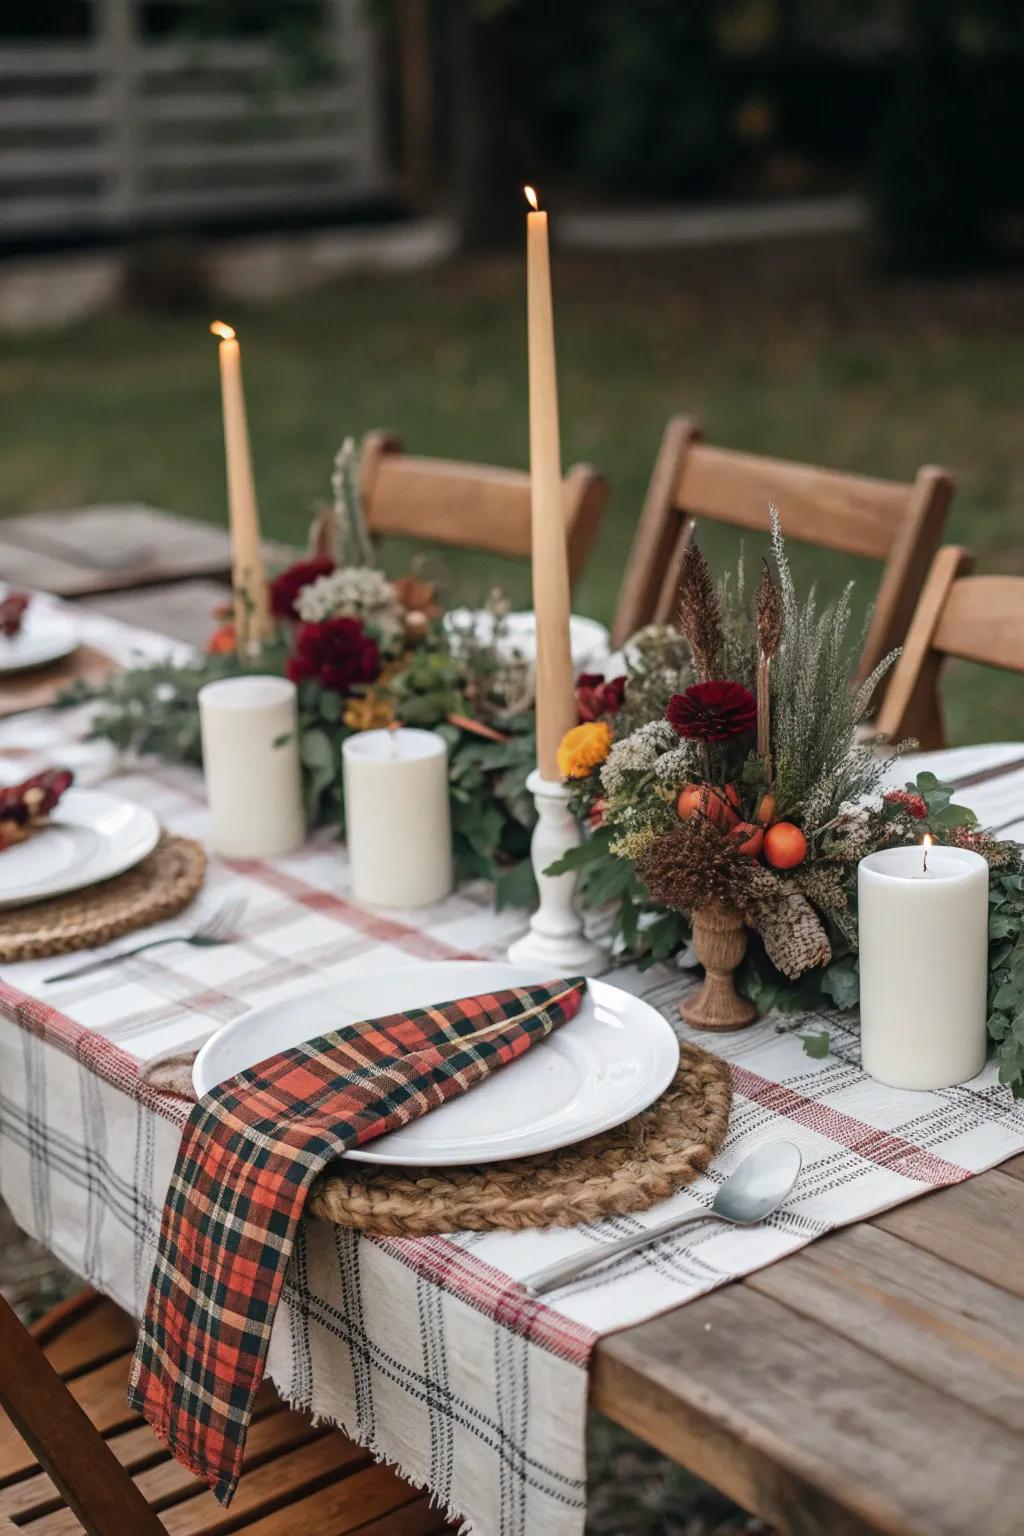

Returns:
61,610,539,906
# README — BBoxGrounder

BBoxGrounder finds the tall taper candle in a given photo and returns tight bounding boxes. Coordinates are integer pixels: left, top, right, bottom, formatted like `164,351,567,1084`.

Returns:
210,321,272,650
525,187,576,782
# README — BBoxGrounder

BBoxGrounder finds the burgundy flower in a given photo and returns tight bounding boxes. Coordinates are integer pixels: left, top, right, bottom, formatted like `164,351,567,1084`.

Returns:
286,617,380,694
575,673,626,722
666,680,757,743
269,558,335,621
883,789,928,820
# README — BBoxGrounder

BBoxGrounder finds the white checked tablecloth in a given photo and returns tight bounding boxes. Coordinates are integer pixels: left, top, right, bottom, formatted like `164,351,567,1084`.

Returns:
3,608,1024,1536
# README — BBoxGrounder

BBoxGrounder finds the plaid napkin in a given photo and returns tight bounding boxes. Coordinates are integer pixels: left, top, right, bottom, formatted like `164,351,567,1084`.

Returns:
128,977,587,1503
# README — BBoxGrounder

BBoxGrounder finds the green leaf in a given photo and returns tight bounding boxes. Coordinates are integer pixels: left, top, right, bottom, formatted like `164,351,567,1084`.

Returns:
495,859,538,911
992,973,1024,1012
820,955,860,1011
988,1011,1011,1042
929,802,976,829
798,1031,831,1058
546,834,612,876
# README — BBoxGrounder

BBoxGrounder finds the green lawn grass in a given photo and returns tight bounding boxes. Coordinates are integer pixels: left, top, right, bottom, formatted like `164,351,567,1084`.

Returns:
3,233,1023,742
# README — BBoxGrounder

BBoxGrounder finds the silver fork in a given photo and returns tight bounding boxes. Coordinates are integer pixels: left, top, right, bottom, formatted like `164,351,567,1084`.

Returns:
44,898,247,984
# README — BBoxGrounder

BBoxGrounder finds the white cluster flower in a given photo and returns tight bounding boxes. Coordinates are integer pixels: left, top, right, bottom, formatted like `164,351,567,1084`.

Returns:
652,746,697,786
600,719,677,796
296,566,403,643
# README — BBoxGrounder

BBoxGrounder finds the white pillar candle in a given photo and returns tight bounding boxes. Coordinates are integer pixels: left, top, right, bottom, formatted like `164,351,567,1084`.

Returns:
198,676,305,859
342,728,452,907
858,843,989,1090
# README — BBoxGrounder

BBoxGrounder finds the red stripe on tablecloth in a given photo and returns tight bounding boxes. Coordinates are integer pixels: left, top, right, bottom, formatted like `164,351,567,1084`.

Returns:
0,978,188,1128
730,1062,973,1186
379,1234,597,1365
224,858,491,962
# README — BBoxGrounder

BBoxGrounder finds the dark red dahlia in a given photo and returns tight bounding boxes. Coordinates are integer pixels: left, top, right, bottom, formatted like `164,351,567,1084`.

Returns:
269,558,334,621
666,680,757,743
883,789,928,820
575,672,626,722
286,618,380,693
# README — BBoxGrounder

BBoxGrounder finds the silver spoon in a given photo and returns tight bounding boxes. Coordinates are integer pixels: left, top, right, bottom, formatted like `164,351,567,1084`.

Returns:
521,1141,802,1297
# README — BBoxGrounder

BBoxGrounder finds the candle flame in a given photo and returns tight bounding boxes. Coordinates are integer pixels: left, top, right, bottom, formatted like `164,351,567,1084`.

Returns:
923,834,934,850
523,185,539,212
210,320,235,341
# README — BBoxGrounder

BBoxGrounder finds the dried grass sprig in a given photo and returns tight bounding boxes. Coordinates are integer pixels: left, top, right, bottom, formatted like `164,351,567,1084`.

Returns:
677,540,723,681
755,560,782,775
755,560,783,661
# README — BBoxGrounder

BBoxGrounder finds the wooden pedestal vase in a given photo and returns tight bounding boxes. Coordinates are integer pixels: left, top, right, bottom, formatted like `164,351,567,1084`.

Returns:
680,905,758,1031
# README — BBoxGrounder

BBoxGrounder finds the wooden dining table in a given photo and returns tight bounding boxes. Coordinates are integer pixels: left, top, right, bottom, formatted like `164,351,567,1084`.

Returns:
4,507,1023,1536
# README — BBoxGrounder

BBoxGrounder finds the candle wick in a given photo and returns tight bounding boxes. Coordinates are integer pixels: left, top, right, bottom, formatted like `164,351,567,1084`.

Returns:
923,842,929,874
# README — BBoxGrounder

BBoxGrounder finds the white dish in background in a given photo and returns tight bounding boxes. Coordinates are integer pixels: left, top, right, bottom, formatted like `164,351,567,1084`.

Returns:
0,790,160,909
443,611,610,675
0,600,78,675
192,961,679,1166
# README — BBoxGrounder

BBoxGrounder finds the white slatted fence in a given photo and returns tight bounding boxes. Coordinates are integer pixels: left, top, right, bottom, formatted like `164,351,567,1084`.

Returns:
0,0,386,239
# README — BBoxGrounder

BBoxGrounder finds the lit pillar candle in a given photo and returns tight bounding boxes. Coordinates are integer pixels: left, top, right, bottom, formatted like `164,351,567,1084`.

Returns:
858,838,989,1089
210,321,272,650
524,186,576,782
198,676,305,858
342,728,452,907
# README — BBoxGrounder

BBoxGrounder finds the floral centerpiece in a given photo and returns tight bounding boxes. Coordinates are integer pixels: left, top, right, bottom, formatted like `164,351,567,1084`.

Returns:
552,512,1024,1089
65,440,543,903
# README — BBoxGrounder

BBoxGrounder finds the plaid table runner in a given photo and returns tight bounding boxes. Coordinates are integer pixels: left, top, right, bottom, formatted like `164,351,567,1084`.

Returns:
129,979,584,1503
3,606,1024,1534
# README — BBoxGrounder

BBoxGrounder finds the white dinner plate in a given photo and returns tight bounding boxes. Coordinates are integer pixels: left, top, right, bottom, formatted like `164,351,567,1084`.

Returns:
0,789,160,909
0,602,78,675
192,961,680,1166
444,610,610,674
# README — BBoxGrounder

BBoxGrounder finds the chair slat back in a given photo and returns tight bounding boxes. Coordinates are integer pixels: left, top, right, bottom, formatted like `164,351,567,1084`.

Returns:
360,431,607,590
877,546,1024,747
612,416,954,688
678,444,910,559
932,576,1024,672
0,1293,164,1536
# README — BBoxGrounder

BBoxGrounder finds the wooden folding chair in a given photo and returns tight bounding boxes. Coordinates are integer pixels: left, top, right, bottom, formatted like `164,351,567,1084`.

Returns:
359,431,608,592
877,546,1024,749
611,417,955,691
0,1287,451,1536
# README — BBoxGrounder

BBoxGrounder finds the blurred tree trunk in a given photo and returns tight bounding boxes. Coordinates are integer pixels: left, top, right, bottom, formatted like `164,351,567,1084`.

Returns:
397,0,436,209
447,0,527,249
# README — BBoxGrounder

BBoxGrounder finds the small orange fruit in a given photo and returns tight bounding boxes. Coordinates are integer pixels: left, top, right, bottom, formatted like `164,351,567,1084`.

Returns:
676,782,739,831
206,623,237,655
763,821,808,869
730,821,764,857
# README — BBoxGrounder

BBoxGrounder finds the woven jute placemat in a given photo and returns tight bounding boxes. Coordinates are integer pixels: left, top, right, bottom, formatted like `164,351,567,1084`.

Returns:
308,1041,731,1236
0,832,206,963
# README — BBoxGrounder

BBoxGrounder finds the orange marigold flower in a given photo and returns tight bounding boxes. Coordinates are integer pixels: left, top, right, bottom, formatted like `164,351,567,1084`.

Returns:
206,624,237,655
343,694,396,731
557,721,614,780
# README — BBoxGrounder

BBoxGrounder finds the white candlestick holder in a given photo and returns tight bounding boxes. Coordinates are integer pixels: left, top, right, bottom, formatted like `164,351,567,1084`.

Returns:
508,770,605,971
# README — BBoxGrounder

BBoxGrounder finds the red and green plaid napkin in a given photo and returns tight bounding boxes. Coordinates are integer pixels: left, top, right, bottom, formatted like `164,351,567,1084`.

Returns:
128,977,587,1503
